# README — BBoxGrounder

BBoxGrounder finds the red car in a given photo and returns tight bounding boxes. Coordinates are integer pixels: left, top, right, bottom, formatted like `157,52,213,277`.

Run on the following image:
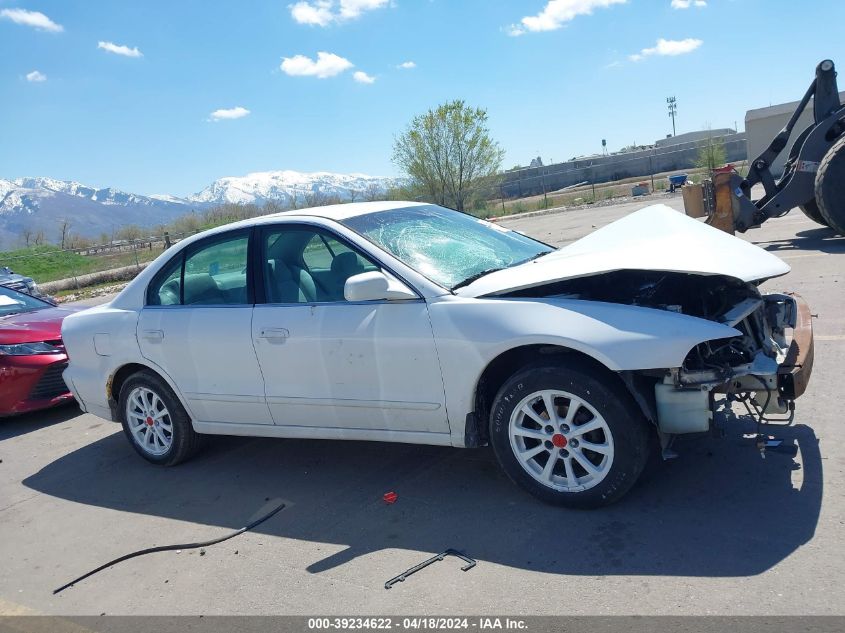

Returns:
0,285,78,416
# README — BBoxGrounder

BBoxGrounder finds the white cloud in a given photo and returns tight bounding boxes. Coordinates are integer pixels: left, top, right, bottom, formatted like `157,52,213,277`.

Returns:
0,8,63,32
289,0,334,26
209,106,251,122
508,0,626,36
397,61,416,69
629,37,702,61
289,0,388,26
97,41,143,58
353,70,375,84
25,70,47,82
671,0,707,8
338,0,388,19
280,51,354,78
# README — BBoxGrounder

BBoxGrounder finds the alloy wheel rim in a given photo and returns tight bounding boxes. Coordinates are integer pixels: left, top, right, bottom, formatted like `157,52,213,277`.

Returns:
508,389,614,493
126,386,173,456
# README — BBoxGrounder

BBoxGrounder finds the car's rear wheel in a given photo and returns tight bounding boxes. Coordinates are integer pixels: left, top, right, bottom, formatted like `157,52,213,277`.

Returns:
118,370,202,466
489,362,650,508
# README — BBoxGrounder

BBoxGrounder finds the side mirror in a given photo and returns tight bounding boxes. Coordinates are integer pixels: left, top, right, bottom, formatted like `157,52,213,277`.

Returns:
344,271,417,302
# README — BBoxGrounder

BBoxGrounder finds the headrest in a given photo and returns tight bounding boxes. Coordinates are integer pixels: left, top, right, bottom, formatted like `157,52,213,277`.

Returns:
331,251,364,275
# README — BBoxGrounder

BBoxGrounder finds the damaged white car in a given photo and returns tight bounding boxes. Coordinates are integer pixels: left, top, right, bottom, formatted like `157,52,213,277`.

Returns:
61,202,813,508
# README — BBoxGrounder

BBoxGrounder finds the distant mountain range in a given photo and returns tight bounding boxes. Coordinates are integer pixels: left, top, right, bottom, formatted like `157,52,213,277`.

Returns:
191,170,403,206
0,171,402,246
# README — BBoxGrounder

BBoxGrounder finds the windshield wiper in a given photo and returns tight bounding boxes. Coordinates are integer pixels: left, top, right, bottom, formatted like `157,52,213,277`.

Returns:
518,251,552,265
451,267,506,291
451,250,554,292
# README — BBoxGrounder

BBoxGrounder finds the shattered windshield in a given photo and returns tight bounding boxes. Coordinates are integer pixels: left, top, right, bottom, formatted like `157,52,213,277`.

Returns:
341,205,554,289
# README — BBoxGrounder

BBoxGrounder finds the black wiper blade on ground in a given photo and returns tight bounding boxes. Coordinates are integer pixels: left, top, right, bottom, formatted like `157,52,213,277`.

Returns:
451,268,505,291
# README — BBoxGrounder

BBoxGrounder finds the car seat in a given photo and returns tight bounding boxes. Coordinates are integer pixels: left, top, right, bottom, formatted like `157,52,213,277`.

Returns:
182,273,226,305
267,259,317,303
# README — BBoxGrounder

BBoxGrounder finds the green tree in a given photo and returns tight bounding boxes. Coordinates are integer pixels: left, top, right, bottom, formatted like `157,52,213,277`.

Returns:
696,134,727,174
392,100,504,212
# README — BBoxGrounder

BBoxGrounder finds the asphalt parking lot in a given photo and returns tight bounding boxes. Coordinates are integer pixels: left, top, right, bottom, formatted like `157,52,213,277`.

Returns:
1,196,843,616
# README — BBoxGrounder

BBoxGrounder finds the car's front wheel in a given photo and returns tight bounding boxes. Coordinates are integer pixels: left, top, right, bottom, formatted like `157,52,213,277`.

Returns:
489,361,650,508
118,369,203,466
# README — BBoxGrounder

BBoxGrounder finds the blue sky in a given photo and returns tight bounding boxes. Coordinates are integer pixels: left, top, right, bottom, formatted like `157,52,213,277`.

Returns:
1,0,842,197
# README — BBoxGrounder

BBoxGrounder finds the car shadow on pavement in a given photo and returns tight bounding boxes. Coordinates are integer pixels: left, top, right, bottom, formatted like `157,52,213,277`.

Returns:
755,226,845,254
23,419,821,579
0,403,82,441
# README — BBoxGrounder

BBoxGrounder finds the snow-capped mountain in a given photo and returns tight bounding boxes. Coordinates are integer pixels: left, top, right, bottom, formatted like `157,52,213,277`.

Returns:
8,177,188,210
0,177,196,245
0,170,401,246
191,170,402,206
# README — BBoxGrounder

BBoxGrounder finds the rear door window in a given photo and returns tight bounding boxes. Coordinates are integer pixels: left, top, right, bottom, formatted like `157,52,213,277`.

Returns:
146,230,251,306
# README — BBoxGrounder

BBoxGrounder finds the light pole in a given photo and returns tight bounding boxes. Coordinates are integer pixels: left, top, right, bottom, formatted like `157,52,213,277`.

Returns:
537,149,547,207
667,96,677,136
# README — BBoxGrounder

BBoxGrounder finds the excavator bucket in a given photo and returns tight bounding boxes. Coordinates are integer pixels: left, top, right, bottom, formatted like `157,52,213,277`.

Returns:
681,169,740,235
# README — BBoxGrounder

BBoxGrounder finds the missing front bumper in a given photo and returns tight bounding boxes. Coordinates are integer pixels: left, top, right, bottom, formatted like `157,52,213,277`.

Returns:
656,293,814,434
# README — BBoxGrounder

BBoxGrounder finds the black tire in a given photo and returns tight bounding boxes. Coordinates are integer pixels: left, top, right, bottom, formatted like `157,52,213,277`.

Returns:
799,199,829,227
816,134,845,234
489,361,650,509
118,369,203,466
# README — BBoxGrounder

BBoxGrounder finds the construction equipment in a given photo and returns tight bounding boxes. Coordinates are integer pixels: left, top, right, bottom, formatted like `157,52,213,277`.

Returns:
686,60,845,234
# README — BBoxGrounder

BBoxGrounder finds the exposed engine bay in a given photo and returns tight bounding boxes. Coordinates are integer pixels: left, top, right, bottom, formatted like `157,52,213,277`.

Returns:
505,270,812,440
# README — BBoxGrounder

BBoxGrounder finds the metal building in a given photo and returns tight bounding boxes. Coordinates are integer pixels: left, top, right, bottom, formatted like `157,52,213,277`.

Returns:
746,92,845,176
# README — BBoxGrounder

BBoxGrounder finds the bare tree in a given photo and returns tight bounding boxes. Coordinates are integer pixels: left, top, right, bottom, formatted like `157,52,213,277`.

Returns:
364,183,383,202
117,225,143,242
69,233,92,250
34,230,45,245
393,100,504,212
303,190,326,208
262,200,288,215
22,229,33,247
59,219,72,249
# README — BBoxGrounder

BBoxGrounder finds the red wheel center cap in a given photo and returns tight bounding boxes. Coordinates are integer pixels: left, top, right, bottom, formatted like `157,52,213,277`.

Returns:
145,417,154,426
552,434,567,448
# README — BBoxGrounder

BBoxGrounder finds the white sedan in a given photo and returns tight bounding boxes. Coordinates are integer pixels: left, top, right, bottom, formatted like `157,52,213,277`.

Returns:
62,202,814,507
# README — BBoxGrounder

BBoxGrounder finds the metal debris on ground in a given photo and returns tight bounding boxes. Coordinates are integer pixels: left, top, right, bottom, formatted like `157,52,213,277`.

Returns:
385,549,476,590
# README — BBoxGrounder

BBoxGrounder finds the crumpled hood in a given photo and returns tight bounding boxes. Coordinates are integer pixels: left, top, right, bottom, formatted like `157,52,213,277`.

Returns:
456,204,791,298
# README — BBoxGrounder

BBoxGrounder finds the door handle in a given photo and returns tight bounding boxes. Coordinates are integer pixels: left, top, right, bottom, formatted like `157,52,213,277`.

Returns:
141,329,164,342
258,328,289,343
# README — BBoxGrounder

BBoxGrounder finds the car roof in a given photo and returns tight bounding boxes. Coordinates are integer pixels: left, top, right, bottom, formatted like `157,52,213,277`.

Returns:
264,200,428,222
194,200,431,238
